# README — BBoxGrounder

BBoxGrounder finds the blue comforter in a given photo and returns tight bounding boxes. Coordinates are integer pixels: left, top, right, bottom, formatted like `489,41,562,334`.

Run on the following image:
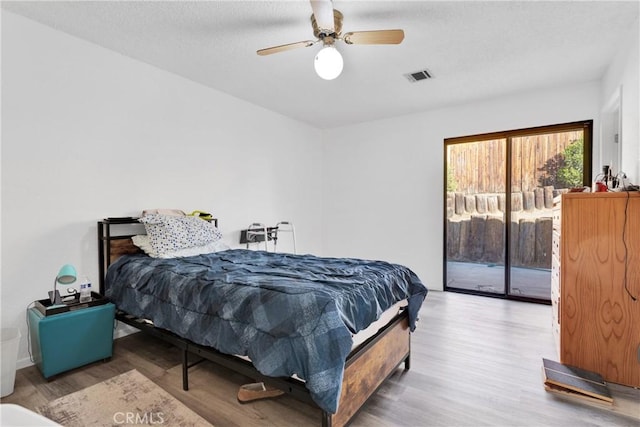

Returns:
105,249,427,413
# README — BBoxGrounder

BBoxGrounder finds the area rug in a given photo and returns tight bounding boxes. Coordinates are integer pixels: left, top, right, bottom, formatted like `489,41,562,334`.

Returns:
38,369,212,427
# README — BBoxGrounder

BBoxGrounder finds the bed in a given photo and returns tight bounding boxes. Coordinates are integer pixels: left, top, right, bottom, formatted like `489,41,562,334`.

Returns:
98,215,427,427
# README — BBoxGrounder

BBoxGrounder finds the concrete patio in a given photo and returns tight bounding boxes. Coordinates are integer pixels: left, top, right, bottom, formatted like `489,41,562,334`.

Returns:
446,261,551,300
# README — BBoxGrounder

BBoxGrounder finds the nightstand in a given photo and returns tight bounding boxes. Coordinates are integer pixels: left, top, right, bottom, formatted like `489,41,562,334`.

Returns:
28,296,115,378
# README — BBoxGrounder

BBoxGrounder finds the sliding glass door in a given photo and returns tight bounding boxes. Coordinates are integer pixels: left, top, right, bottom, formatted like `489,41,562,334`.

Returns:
444,121,592,302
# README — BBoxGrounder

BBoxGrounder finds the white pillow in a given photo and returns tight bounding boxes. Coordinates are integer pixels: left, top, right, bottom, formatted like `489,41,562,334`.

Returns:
132,234,229,259
131,234,158,257
139,214,223,256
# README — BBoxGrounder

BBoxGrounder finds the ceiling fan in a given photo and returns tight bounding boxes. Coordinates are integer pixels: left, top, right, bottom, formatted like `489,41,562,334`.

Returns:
257,0,405,80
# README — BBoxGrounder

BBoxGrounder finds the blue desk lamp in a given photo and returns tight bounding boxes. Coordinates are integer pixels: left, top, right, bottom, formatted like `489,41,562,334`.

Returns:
49,264,77,305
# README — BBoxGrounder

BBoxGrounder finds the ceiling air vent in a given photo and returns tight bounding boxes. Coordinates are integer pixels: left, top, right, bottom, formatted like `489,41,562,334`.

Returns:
405,69,433,83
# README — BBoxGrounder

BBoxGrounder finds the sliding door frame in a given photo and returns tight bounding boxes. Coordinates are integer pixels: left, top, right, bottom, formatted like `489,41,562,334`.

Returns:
443,120,592,303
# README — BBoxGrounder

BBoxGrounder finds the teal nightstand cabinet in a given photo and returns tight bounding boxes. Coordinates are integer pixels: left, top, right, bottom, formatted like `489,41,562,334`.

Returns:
28,303,115,378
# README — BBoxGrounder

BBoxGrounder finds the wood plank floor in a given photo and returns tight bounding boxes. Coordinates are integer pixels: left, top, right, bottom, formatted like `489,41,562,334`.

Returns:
3,291,638,426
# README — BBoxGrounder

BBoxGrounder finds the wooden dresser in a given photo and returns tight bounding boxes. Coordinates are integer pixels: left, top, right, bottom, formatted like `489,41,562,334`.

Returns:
552,191,640,387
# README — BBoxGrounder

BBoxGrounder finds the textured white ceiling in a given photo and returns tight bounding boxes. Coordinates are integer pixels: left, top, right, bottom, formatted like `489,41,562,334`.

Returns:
3,1,639,129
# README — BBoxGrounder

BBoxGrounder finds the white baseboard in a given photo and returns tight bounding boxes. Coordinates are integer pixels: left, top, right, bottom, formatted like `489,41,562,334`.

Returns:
16,357,34,370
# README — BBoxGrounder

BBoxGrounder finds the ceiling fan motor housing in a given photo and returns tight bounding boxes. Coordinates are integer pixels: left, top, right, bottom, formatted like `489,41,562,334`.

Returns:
311,9,343,42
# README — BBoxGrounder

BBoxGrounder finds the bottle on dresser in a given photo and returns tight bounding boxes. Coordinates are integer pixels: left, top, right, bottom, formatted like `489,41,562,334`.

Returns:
79,276,92,303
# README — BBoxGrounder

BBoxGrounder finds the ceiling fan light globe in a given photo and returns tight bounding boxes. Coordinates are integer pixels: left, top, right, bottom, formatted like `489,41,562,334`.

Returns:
314,46,343,80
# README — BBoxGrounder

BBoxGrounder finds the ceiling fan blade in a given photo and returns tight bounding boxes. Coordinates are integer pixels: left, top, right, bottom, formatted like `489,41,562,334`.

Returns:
343,29,405,45
310,0,335,33
257,40,316,56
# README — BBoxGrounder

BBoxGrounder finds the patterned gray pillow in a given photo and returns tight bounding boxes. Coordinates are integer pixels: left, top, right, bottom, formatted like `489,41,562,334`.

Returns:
139,214,223,256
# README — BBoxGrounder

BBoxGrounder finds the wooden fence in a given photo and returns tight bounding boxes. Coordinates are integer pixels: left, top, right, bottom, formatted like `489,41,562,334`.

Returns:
447,131,582,193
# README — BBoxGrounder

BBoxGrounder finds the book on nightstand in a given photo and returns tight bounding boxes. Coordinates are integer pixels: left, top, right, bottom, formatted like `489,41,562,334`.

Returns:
542,358,613,405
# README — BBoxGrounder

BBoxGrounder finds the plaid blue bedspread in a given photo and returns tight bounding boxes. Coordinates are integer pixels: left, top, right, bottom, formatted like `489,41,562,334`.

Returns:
105,249,427,413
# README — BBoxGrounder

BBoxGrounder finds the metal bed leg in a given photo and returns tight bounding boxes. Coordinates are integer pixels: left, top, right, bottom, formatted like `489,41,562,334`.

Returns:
322,411,331,427
182,348,189,391
404,353,411,370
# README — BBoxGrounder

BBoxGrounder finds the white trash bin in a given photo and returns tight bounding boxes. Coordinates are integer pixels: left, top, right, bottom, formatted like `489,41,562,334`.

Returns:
1,328,21,397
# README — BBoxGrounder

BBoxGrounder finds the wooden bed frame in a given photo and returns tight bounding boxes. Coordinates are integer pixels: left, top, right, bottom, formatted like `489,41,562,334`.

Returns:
98,218,411,427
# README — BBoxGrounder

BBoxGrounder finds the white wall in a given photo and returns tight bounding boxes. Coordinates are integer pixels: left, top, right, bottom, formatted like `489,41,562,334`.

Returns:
1,11,323,367
601,18,640,183
322,82,601,292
